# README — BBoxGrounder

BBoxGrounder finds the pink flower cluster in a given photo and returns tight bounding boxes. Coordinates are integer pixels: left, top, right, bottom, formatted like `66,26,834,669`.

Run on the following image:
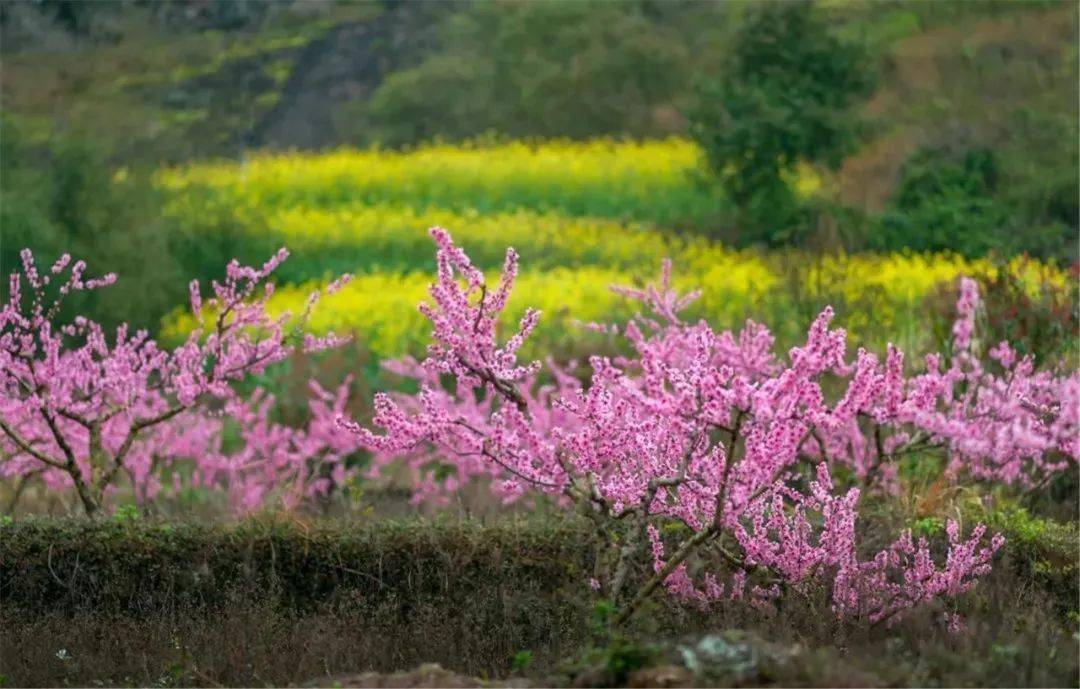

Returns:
183,378,361,513
0,248,356,514
343,228,1078,627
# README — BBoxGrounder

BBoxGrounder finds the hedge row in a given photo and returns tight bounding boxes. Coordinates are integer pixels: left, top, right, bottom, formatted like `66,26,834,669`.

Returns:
0,517,597,614
2,508,1075,617
4,514,1078,687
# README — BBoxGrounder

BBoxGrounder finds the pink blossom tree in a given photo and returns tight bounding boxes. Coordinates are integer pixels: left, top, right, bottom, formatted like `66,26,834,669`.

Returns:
0,248,350,515
342,228,1078,627
188,378,362,514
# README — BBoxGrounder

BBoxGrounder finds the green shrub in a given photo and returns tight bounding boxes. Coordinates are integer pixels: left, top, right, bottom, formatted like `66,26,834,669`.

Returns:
874,138,1077,263
873,148,1014,257
0,516,594,614
689,1,874,246
361,2,709,147
2,515,1077,687
0,117,183,331
961,499,1079,617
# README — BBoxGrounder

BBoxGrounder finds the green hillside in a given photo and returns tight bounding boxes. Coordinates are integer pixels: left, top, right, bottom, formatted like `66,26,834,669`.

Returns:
3,1,1075,256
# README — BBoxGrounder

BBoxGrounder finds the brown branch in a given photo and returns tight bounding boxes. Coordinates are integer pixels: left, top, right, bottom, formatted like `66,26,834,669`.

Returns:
612,411,748,625
473,283,487,334
712,410,745,530
446,426,563,491
113,405,187,465
39,410,78,468
611,430,703,599
614,524,717,625
0,420,66,469
458,358,529,414
55,408,93,428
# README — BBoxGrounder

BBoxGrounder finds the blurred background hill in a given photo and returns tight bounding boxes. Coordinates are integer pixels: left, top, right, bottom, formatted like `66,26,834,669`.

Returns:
3,1,1075,208
1,0,1076,340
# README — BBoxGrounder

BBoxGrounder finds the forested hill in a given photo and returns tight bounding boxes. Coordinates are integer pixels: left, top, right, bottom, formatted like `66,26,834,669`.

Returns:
2,0,1076,260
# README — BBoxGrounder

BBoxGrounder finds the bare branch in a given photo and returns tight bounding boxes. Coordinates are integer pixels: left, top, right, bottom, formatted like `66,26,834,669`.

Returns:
0,419,66,469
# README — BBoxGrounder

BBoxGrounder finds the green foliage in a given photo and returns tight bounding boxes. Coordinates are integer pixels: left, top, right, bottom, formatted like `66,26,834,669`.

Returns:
689,1,874,246
112,504,141,524
834,7,922,51
362,2,710,146
0,517,595,614
0,117,183,331
5,1,1076,263
2,514,1078,687
362,54,497,146
510,650,535,673
566,634,661,688
998,107,1079,263
910,516,945,538
982,503,1076,553
874,148,1014,257
864,3,1078,263
593,637,660,685
591,599,617,639
898,453,945,486
978,269,1079,367
961,498,1079,616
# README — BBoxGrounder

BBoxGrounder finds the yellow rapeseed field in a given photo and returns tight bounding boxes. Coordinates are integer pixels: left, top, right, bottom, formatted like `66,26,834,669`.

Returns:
156,138,1069,357
156,138,727,225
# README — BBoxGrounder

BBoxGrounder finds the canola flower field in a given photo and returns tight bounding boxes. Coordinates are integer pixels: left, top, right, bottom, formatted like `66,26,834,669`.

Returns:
157,138,1069,360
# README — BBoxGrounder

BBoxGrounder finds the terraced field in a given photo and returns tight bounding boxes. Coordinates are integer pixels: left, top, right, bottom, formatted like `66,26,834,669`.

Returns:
157,138,1067,359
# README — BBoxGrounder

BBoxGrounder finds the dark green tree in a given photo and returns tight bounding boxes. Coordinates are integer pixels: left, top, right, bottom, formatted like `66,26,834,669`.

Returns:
362,1,703,146
689,2,874,245
874,147,1014,257
0,117,182,332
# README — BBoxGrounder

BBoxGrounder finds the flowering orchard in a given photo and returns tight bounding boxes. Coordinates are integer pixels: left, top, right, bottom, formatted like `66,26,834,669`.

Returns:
2,232,1076,629
0,249,358,515
341,228,1078,627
